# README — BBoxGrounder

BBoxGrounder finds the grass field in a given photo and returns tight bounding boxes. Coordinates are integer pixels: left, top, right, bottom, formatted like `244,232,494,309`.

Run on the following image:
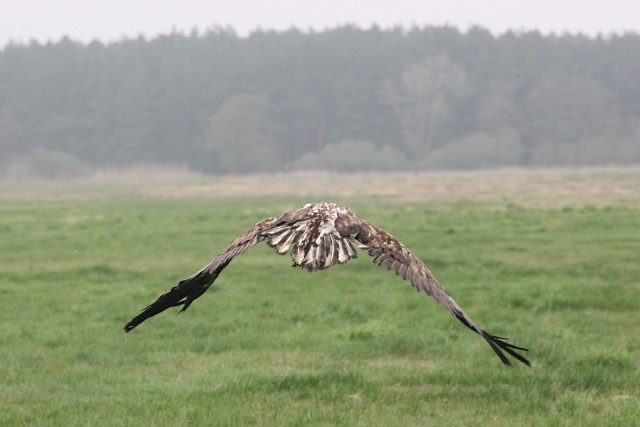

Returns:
1,169,639,426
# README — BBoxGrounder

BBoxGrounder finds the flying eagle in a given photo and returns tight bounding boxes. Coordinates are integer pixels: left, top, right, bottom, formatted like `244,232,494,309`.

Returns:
124,202,530,367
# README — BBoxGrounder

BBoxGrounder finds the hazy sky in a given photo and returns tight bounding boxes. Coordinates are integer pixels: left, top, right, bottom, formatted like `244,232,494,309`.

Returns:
1,0,639,47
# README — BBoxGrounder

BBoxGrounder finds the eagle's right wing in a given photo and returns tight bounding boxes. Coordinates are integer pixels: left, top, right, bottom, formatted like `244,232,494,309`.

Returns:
354,220,530,367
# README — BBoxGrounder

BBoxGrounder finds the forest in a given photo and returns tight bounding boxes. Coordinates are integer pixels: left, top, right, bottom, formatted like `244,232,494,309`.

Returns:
0,25,639,178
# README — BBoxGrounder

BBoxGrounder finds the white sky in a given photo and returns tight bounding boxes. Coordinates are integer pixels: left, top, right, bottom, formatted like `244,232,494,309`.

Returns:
1,0,639,47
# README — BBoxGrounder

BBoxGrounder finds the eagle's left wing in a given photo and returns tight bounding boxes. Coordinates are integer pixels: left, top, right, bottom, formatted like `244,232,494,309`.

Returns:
124,205,313,332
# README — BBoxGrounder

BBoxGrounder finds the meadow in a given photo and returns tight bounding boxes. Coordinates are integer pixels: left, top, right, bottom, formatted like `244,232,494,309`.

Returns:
1,169,639,426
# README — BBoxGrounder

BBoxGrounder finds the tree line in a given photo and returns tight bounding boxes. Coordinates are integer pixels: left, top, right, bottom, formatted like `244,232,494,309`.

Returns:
1,25,639,178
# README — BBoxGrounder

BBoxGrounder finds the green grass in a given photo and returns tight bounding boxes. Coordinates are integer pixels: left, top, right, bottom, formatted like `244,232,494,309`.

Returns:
1,194,639,426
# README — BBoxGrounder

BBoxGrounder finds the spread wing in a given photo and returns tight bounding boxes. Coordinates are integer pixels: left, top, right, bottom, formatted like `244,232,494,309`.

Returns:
124,205,312,332
353,220,530,367
123,216,275,332
124,203,359,332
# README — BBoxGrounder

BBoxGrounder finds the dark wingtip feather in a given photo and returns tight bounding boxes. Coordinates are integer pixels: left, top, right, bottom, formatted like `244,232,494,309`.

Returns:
123,320,138,333
124,271,213,333
123,300,177,332
123,311,147,332
483,332,531,367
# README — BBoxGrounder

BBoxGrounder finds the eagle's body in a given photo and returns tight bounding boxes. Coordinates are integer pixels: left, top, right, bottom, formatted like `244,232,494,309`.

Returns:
125,202,530,367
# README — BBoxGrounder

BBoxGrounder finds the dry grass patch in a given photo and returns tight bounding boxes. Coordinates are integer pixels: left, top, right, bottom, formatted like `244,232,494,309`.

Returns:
1,166,639,207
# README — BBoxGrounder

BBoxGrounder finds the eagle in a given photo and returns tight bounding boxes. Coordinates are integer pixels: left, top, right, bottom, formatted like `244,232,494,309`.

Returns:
124,202,530,367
